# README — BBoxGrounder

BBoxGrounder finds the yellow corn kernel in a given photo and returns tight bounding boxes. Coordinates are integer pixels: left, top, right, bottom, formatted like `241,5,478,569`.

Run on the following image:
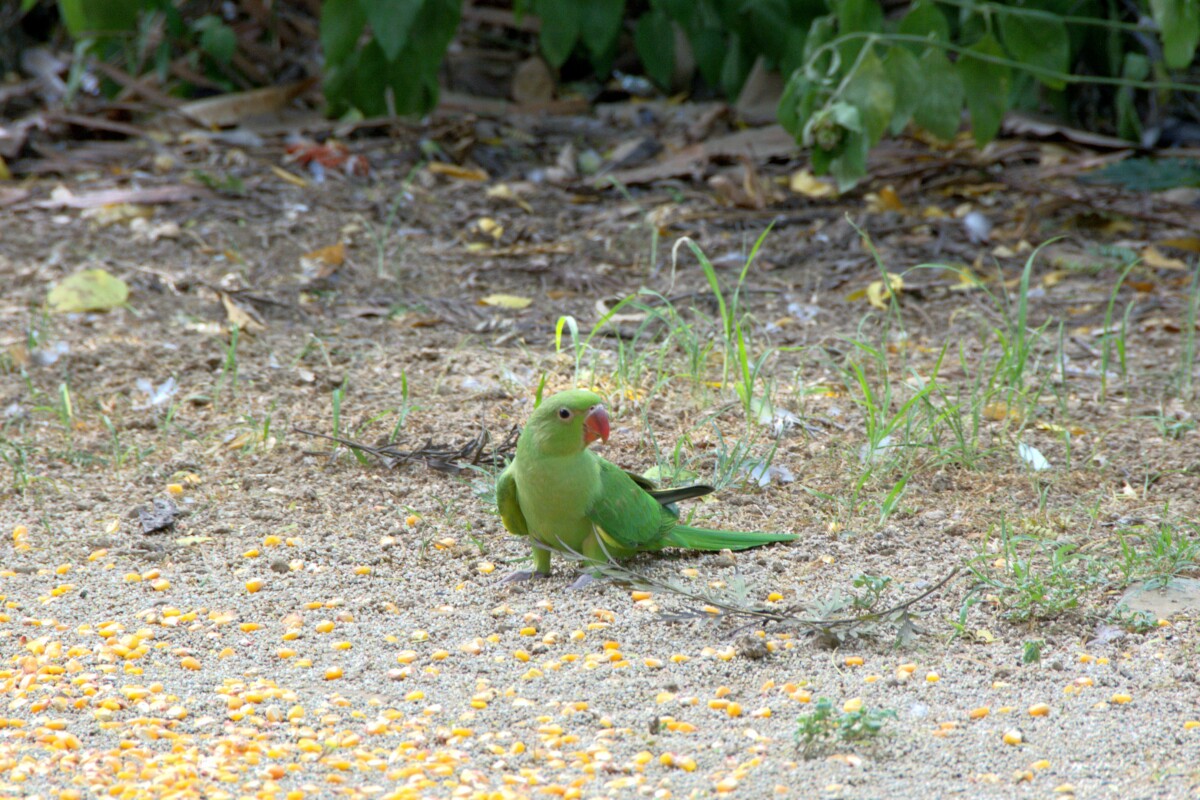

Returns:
239,623,261,632
514,650,530,662
969,707,990,720
150,579,170,592
315,621,335,634
843,697,863,712
243,549,260,559
844,656,864,667
1028,703,1050,717
180,657,201,671
405,690,424,701
926,671,940,683
519,626,537,636
631,591,652,601
726,702,742,718
324,667,343,680
477,562,495,574
263,535,283,546
1003,729,1023,745
166,483,184,496
353,566,371,575
1111,693,1132,704
245,579,264,593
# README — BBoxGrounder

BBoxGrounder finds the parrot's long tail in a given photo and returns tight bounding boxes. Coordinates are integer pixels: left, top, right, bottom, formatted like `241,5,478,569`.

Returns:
664,525,796,551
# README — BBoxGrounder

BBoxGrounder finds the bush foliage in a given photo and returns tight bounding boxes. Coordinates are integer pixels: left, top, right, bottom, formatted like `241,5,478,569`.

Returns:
42,0,1200,187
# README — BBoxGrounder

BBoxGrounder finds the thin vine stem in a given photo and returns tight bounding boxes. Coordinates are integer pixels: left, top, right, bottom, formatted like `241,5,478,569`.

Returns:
931,0,1161,35
809,31,1200,95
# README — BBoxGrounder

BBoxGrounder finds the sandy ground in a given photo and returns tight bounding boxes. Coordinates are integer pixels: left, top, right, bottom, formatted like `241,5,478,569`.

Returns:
2,116,1200,799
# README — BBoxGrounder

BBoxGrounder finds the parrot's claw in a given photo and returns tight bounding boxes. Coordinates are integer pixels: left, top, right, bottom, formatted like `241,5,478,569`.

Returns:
566,573,596,591
501,569,546,584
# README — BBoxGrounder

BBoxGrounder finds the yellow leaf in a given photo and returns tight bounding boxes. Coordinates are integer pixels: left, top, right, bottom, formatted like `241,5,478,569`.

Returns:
788,170,835,198
81,203,153,227
302,241,345,267
475,217,503,241
428,162,489,181
270,165,308,187
479,294,532,310
486,184,532,212
47,269,129,313
865,273,904,309
1041,270,1069,288
1141,246,1187,270
865,185,905,213
1158,237,1200,254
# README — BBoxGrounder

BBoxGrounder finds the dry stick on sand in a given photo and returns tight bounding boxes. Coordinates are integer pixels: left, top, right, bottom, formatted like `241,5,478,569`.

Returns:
292,425,519,473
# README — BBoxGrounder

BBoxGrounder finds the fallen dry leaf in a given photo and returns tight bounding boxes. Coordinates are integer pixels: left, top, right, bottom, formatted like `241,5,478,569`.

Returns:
1141,246,1188,270
479,294,532,310
428,162,489,182
789,169,835,198
487,183,533,213
220,293,266,333
48,269,129,313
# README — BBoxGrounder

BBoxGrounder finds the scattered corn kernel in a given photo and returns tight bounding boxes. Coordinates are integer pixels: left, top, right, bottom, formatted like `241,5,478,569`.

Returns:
324,667,343,680
969,707,990,720
1003,729,1023,745
1028,703,1051,717
1111,693,1133,704
245,579,264,593
844,656,864,667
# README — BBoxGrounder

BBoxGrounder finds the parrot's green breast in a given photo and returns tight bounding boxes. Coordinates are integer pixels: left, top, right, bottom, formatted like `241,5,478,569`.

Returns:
513,449,602,553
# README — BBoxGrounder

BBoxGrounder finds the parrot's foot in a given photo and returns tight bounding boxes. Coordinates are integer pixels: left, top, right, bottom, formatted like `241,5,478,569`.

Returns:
501,569,549,584
566,573,597,591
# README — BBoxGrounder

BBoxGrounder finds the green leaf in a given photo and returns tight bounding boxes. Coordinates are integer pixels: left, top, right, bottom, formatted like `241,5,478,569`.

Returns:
359,0,422,62
842,47,893,144
1150,0,1200,69
720,32,755,98
689,27,726,87
321,0,366,66
882,45,921,135
833,0,882,64
897,0,948,45
194,15,236,65
536,0,582,68
778,71,823,135
1116,52,1150,142
635,9,675,89
830,129,870,191
326,0,459,118
48,269,129,313
57,0,139,37
833,0,882,34
580,0,623,58
912,49,962,140
958,34,1010,146
998,12,1068,90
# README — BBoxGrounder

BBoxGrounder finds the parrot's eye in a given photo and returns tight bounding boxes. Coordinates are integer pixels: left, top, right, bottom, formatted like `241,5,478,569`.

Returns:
557,408,572,420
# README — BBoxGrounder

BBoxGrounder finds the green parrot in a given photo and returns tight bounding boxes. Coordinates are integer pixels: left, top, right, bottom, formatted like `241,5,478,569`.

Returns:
496,389,796,584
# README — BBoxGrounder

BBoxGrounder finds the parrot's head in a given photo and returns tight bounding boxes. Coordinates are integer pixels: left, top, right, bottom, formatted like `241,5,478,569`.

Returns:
523,389,609,456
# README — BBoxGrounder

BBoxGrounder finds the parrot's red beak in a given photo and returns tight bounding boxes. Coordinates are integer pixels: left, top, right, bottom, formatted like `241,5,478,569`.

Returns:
583,405,610,445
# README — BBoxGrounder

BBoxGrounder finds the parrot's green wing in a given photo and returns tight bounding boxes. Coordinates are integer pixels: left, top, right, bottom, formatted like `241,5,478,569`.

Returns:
585,459,676,548
496,464,528,537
